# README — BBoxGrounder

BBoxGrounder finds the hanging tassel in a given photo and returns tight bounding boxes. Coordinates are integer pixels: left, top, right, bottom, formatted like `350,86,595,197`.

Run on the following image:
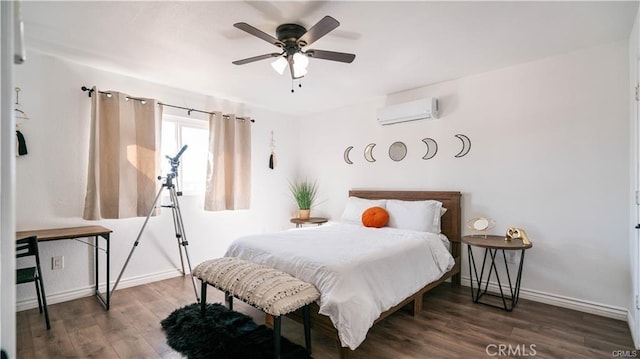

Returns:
16,130,28,156
269,130,276,169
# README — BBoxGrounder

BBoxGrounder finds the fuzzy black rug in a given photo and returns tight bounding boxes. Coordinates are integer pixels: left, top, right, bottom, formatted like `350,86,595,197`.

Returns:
161,303,312,359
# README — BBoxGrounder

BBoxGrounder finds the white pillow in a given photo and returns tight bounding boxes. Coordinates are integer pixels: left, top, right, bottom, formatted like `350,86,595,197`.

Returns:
386,199,443,233
341,197,387,223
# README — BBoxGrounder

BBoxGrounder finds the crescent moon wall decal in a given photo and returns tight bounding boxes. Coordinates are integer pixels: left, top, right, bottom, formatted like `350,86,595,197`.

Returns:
343,146,354,164
454,134,471,158
421,138,438,160
364,143,377,162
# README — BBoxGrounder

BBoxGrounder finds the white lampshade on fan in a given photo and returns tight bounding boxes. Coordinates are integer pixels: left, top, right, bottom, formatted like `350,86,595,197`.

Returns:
271,57,287,75
292,52,309,78
270,51,310,79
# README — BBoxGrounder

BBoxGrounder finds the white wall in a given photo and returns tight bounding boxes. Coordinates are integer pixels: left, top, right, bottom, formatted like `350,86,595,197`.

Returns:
0,2,17,357
298,40,631,314
13,50,300,307
628,5,640,347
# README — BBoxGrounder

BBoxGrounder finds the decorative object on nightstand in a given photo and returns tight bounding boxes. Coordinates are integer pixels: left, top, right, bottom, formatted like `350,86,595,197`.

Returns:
466,216,495,238
462,233,533,311
289,179,318,220
290,217,328,228
504,227,531,246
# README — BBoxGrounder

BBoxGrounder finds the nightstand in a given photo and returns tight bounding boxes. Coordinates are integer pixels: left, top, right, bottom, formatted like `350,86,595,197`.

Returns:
461,234,533,311
290,217,328,228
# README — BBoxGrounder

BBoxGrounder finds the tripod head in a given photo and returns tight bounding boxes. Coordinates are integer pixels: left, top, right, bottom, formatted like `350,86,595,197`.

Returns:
167,144,188,176
160,145,188,190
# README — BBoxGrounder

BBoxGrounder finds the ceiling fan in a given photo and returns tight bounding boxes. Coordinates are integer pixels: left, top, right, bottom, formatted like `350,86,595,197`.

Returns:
232,16,356,82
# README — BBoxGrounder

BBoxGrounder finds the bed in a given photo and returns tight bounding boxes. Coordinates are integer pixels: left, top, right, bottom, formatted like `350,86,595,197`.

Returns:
225,190,461,358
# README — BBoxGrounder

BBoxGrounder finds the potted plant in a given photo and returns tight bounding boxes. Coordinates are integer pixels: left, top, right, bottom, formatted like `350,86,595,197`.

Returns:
289,179,318,220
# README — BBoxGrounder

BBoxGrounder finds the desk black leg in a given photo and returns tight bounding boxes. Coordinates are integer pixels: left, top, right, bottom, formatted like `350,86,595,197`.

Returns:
94,234,110,310
106,234,110,310
94,235,99,303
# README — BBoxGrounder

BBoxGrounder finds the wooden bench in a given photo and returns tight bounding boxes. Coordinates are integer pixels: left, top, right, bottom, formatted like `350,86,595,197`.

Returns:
192,257,321,359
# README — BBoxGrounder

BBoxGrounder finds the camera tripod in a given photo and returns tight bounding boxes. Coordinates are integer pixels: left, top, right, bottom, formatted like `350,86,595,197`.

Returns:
111,145,200,302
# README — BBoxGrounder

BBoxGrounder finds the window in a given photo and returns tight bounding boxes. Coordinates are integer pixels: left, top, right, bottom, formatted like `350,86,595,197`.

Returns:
161,115,209,195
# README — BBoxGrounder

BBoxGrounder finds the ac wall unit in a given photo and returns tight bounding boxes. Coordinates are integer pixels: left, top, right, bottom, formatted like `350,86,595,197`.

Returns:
377,98,439,125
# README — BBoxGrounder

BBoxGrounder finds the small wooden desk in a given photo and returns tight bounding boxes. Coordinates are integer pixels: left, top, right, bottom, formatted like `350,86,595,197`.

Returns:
16,225,113,310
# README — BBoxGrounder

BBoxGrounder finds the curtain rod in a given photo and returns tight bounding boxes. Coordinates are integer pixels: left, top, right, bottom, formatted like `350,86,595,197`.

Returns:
80,86,255,122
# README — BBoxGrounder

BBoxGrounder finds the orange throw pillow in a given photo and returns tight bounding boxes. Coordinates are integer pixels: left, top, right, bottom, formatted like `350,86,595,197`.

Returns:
362,206,389,228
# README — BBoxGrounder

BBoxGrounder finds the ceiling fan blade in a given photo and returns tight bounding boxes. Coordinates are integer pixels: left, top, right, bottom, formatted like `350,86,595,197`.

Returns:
297,16,340,47
234,22,284,47
232,53,282,65
306,49,356,63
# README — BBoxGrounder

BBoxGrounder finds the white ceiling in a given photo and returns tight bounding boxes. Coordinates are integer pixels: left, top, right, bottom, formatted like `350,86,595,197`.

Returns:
21,1,638,116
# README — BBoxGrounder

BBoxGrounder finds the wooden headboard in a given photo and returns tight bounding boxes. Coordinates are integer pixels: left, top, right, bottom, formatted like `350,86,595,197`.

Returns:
348,190,462,242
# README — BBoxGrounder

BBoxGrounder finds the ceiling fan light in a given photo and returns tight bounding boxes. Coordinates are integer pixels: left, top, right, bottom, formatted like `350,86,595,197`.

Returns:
292,52,309,78
293,52,309,69
293,66,308,78
271,57,287,75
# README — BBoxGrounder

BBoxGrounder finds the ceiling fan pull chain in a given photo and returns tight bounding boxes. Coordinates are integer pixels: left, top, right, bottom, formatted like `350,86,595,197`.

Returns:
291,78,294,93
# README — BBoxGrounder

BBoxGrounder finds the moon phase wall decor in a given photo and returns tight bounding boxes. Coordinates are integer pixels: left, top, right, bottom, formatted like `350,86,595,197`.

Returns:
388,141,407,161
454,134,471,158
343,146,354,164
364,143,377,162
344,134,471,163
421,138,438,160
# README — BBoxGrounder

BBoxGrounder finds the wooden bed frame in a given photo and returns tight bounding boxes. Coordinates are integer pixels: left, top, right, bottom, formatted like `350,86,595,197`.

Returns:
269,190,462,359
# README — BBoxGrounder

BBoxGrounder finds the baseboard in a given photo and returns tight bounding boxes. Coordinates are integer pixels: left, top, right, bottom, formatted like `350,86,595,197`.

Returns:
460,276,628,321
629,310,640,349
17,269,182,312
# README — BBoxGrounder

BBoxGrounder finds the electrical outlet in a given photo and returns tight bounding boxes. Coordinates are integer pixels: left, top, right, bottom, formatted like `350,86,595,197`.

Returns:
52,256,64,270
505,251,517,264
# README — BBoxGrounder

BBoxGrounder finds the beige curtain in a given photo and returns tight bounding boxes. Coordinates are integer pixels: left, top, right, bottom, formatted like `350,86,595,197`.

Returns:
83,88,161,219
204,112,251,211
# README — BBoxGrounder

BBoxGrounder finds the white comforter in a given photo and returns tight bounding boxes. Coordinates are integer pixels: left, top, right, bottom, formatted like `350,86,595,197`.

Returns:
225,222,455,349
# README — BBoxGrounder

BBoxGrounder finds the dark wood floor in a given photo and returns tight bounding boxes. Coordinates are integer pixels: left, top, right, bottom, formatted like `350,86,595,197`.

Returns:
17,276,635,358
